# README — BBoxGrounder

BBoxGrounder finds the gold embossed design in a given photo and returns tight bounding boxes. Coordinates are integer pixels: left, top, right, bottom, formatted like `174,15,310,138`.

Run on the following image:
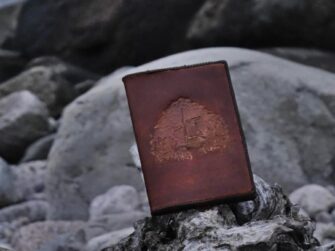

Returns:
150,98,230,162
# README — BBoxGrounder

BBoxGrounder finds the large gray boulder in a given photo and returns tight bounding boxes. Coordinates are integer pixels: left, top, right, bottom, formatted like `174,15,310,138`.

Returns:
46,72,144,220
12,0,205,73
0,66,76,116
0,91,50,162
187,0,335,50
129,48,335,192
262,48,335,74
47,48,335,220
104,175,319,250
11,0,335,73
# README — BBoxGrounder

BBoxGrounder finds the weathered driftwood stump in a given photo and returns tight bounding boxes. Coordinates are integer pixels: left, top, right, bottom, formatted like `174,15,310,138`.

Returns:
103,175,319,251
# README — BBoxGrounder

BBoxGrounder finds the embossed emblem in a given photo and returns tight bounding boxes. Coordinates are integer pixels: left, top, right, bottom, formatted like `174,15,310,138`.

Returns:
150,98,230,162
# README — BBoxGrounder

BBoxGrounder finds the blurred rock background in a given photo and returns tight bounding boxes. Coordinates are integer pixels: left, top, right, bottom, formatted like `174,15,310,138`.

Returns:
0,0,334,250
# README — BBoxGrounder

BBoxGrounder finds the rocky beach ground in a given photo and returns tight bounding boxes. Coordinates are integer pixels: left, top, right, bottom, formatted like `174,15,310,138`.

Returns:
0,0,334,250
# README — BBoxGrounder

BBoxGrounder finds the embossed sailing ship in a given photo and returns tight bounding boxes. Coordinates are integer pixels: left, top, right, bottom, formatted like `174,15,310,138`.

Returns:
150,98,230,162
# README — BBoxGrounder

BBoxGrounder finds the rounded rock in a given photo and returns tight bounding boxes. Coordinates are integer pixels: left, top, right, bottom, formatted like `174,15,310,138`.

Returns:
290,184,335,218
89,185,140,220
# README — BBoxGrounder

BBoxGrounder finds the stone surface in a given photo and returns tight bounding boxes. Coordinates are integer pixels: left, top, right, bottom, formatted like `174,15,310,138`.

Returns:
86,211,147,240
129,143,140,169
289,185,335,218
315,212,333,224
0,200,48,224
0,49,25,82
11,221,86,251
46,72,144,220
230,175,288,224
0,160,48,207
187,0,335,51
48,117,59,133
0,158,17,207
0,91,50,162
0,0,23,46
74,80,96,96
89,185,141,220
104,175,318,250
0,66,76,116
86,185,147,241
0,201,48,244
35,229,86,251
26,56,100,84
120,48,335,192
20,134,55,163
138,190,149,213
316,241,335,251
85,228,134,251
0,244,12,251
314,223,335,245
11,0,335,73
47,47,335,220
13,160,48,200
12,0,205,73
262,48,335,74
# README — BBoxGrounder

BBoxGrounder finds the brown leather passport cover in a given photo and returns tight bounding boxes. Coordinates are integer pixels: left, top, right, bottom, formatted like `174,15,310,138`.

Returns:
123,61,255,215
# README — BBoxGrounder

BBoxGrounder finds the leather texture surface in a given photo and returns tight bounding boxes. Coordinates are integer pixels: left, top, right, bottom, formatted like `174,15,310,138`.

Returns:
123,62,255,215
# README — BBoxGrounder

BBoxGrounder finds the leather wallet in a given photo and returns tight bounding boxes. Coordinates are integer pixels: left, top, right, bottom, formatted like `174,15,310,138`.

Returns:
123,61,255,215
